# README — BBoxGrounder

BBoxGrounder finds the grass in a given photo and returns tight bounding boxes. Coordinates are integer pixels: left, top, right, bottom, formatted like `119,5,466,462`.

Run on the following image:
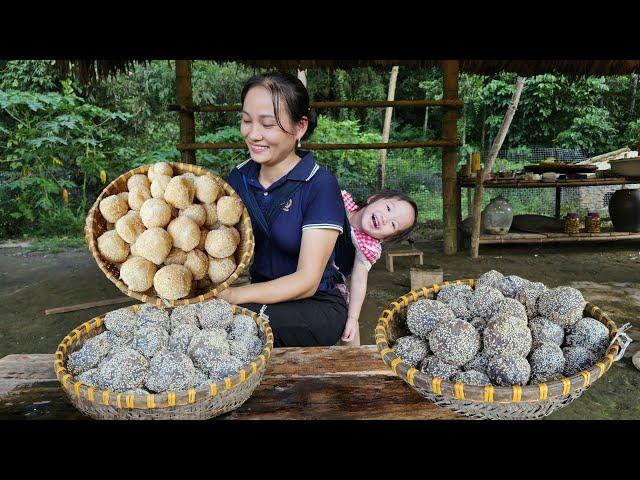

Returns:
23,236,86,253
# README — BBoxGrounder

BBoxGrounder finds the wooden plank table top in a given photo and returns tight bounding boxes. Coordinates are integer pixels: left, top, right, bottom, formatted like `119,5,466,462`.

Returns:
458,176,637,188
0,346,463,420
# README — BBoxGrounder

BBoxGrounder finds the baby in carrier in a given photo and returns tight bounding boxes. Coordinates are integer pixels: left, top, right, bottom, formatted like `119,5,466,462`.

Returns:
335,190,418,346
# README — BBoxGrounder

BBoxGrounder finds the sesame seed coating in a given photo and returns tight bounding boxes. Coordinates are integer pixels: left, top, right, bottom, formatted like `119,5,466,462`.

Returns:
228,314,259,339
497,275,529,298
145,350,196,393
483,316,532,358
66,334,112,375
515,282,547,319
469,286,505,319
187,328,230,372
529,315,564,346
192,369,210,388
437,284,472,304
453,369,491,386
406,299,455,338
528,342,565,379
538,287,585,328
104,307,138,336
168,323,200,355
487,354,531,386
475,270,504,290
199,298,234,330
136,304,171,331
489,298,528,327
76,368,99,387
468,317,488,335
392,335,430,367
429,319,480,366
419,355,461,380
207,354,244,380
463,350,492,374
132,326,169,359
169,305,200,331
562,346,597,376
96,347,149,392
565,317,610,357
230,333,263,358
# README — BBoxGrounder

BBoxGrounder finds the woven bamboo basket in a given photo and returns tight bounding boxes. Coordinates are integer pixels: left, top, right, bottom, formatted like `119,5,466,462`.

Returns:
84,162,254,307
54,304,273,420
375,279,629,420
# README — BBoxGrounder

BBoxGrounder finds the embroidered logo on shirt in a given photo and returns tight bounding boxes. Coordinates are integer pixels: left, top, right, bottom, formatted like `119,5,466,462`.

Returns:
282,198,293,212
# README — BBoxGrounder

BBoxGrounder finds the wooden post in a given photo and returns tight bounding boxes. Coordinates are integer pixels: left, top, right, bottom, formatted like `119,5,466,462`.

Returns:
176,60,196,165
378,66,399,191
442,60,459,255
555,186,562,219
470,76,526,258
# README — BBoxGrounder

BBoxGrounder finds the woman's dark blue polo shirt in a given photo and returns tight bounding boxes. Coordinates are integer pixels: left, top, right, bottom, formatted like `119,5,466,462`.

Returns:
227,150,345,293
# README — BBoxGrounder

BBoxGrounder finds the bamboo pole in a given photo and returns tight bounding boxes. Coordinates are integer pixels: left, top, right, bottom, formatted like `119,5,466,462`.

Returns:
168,99,463,112
442,60,460,256
175,60,196,164
297,69,307,87
176,140,461,151
470,76,526,258
378,66,399,190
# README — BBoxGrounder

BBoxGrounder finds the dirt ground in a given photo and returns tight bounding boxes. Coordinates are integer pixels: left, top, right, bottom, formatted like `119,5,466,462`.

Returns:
1,239,639,419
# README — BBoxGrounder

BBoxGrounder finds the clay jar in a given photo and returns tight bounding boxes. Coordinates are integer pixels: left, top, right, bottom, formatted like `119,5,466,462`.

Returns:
481,196,514,235
609,188,640,232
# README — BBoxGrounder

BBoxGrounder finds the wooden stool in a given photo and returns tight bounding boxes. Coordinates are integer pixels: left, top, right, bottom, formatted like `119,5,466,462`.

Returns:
384,248,424,273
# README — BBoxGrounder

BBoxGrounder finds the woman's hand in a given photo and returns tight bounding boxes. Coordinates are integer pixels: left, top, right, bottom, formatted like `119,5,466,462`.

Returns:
341,316,359,342
216,287,238,305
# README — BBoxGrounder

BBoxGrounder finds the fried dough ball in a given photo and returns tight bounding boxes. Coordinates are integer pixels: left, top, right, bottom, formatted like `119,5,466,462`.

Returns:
217,196,243,226
184,249,209,281
120,256,157,292
195,175,222,204
150,174,171,199
164,247,188,265
154,264,193,300
147,162,173,182
164,176,195,209
99,194,129,223
128,186,152,211
202,203,218,228
208,255,236,284
115,210,146,244
127,174,150,191
134,227,173,265
179,204,207,228
167,216,200,252
139,198,172,229
205,225,240,258
97,230,130,263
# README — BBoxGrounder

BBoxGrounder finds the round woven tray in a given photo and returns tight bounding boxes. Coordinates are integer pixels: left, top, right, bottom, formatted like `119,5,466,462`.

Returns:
54,304,273,420
84,162,254,307
375,279,626,420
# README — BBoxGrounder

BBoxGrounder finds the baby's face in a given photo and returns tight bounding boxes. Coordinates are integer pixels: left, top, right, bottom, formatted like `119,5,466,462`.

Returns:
359,197,415,241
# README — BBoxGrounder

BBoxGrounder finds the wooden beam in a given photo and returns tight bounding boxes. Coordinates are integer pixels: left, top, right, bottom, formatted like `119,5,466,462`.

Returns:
176,140,461,151
175,60,196,164
168,99,464,112
442,60,460,256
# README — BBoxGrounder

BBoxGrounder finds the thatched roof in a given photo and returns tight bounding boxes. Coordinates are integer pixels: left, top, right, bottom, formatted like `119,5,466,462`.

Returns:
56,60,640,84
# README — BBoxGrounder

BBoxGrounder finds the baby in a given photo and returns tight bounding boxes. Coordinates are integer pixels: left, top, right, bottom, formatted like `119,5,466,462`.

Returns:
338,189,418,346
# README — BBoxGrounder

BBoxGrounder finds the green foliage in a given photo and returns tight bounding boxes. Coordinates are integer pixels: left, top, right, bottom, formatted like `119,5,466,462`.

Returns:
554,107,618,151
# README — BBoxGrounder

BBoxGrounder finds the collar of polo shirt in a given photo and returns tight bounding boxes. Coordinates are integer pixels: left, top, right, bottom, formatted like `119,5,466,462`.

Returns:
237,149,319,183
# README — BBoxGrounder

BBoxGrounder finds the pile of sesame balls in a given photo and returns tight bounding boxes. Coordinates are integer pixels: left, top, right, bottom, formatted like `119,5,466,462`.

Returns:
392,270,610,387
66,299,263,395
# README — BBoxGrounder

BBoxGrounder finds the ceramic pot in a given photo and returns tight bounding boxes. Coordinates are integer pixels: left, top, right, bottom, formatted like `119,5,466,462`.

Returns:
608,188,640,232
482,196,513,235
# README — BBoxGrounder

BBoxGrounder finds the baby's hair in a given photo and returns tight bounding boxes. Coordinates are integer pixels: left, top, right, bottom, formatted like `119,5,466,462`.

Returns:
365,190,419,243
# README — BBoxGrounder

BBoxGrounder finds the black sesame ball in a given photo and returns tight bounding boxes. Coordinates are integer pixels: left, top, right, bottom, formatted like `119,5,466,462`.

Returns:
487,354,531,386
207,354,244,380
131,326,169,359
529,316,564,346
515,282,547,318
498,275,529,298
429,319,481,366
475,270,504,289
453,370,491,386
168,323,200,355
187,328,230,372
419,355,461,380
562,346,597,376
469,317,488,334
199,298,234,330
104,307,138,336
437,284,472,304
529,372,564,384
538,287,585,328
95,347,149,392
145,350,196,393
565,317,610,357
67,334,112,375
529,342,565,380
469,286,505,319
463,350,492,373
483,316,532,357
392,335,430,367
406,299,455,338
489,298,528,327
136,304,171,331
228,314,258,339
170,305,200,331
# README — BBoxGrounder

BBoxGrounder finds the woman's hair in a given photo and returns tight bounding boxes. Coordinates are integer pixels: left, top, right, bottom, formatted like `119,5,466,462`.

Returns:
241,72,317,141
365,190,419,243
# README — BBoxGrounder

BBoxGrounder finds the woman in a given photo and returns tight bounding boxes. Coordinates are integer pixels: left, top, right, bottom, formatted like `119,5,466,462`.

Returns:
217,72,347,347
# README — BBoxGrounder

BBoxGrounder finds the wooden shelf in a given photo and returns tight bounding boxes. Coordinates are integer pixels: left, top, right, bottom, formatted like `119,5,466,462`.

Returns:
476,230,640,244
458,177,637,189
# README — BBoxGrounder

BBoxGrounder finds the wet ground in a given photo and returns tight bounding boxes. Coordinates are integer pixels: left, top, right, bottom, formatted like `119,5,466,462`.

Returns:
1,239,639,419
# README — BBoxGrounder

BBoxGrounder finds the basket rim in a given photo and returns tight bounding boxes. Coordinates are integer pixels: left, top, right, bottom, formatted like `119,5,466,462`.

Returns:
53,303,273,410
84,162,255,307
375,279,623,404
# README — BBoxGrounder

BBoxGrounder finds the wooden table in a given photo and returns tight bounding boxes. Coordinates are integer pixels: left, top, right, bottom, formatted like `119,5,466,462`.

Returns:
0,346,462,420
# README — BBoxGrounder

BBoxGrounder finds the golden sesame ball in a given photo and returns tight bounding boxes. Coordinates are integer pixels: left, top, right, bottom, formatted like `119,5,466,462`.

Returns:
99,194,129,223
197,228,208,250
184,249,209,281
205,225,240,258
208,256,236,284
115,210,146,244
180,172,197,191
150,174,171,199
167,216,200,252
164,247,188,265
130,239,142,257
120,256,157,292
97,230,130,263
117,192,129,204
128,186,152,211
202,202,218,228
127,174,150,191
147,162,173,182
217,196,243,226
164,176,194,209
154,264,193,300
134,227,173,265
194,175,222,204
139,198,172,229
179,204,207,227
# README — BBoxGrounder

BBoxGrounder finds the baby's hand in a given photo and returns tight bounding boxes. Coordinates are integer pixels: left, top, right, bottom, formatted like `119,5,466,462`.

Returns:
341,316,359,342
